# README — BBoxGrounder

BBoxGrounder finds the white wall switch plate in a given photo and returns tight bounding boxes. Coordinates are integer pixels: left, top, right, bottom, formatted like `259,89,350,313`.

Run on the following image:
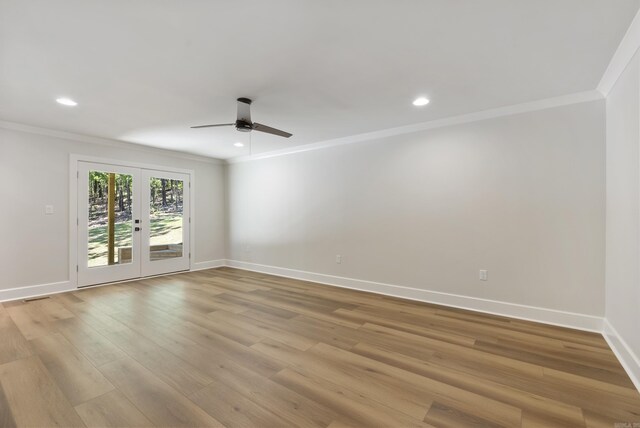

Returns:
479,269,488,281
336,255,342,264
45,205,54,215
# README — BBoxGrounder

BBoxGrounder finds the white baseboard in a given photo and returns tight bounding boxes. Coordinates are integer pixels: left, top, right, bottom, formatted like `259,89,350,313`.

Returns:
224,260,604,333
0,259,226,303
0,281,75,303
0,263,604,333
603,319,640,392
191,259,227,271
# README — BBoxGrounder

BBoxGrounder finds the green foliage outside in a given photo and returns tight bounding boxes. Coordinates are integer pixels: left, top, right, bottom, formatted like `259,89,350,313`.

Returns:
87,172,184,267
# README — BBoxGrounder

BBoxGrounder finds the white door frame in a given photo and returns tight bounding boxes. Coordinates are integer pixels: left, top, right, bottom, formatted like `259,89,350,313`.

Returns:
69,154,195,289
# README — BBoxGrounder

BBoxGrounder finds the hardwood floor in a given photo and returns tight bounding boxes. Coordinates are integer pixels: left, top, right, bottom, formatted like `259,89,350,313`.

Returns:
0,267,639,427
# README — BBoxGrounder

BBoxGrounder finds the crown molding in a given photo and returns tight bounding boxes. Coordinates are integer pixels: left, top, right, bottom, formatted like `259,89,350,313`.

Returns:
2,88,603,166
598,7,640,96
227,90,603,164
0,120,224,165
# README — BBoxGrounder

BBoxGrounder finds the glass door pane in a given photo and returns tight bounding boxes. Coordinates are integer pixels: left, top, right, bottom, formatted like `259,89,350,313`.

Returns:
148,177,184,261
77,162,141,287
141,170,190,277
88,171,134,267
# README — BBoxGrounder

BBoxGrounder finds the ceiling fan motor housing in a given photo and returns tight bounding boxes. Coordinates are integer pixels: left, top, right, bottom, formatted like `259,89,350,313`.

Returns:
235,120,253,132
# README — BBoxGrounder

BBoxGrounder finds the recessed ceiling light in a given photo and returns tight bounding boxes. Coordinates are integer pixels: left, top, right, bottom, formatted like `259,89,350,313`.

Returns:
56,97,78,106
412,97,430,107
234,142,244,147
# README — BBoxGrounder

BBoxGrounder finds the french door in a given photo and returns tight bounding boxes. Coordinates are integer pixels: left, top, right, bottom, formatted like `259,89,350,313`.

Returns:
77,161,190,287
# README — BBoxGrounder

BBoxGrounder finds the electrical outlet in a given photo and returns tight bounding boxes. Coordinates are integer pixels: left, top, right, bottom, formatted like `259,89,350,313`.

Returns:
336,255,342,264
45,205,54,215
479,270,488,281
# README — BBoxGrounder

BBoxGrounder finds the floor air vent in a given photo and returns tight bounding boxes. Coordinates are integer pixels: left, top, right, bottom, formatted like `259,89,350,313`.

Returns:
23,296,51,303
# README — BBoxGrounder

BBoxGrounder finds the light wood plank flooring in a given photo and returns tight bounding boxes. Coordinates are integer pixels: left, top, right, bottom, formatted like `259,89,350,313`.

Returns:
0,267,639,427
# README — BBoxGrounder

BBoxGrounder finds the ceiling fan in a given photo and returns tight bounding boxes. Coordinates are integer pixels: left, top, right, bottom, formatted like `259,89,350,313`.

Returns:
191,98,292,138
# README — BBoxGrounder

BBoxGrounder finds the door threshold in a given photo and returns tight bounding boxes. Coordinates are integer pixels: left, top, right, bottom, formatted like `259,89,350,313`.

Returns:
77,269,190,289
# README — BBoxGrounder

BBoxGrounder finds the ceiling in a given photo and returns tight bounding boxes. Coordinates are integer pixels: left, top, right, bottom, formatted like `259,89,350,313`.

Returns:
1,1,638,159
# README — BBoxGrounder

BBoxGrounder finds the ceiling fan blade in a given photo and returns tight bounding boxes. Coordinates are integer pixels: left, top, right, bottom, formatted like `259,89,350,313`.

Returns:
237,98,252,123
190,123,234,129
252,122,292,138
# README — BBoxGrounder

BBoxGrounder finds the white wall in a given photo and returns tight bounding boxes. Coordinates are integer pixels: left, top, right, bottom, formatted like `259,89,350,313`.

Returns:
227,101,606,320
0,126,226,291
605,49,640,386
